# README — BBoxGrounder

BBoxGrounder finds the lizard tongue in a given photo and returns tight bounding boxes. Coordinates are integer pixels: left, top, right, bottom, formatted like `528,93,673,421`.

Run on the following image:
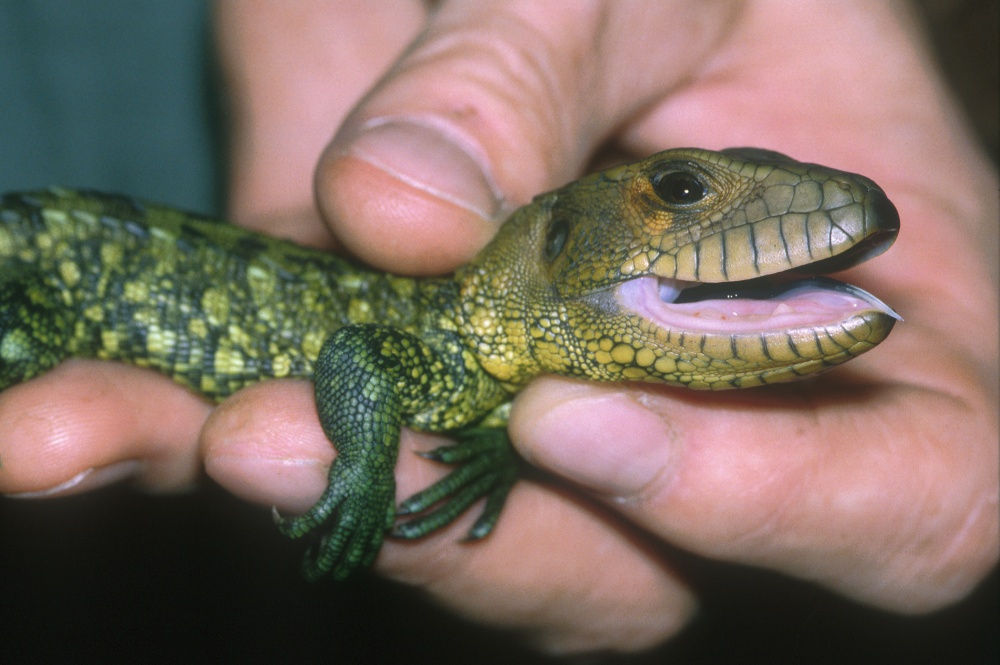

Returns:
617,276,900,335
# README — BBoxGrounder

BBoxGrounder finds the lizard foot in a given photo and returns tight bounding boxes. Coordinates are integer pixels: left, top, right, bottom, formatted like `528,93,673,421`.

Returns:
274,459,396,581
393,427,519,541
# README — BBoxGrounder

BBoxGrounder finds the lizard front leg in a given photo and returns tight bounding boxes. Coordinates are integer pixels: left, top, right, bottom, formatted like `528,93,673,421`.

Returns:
275,324,488,581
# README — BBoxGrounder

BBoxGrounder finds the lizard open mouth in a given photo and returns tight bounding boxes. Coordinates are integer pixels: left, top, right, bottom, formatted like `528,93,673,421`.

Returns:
617,274,900,336
617,228,901,335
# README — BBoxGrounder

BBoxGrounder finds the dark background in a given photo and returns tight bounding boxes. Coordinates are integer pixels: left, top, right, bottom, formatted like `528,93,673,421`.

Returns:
1,2,996,663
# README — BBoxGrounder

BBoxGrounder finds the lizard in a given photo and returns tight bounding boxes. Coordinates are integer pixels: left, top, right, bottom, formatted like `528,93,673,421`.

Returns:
0,147,900,580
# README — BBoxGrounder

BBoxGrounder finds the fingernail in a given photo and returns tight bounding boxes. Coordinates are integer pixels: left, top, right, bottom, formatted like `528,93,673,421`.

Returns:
524,391,679,500
340,117,503,220
5,461,142,498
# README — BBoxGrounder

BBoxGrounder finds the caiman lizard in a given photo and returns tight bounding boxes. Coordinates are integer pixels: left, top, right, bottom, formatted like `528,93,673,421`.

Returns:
0,147,900,580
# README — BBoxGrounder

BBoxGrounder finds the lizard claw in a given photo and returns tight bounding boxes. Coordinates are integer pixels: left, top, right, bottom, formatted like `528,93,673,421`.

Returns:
274,459,396,580
393,427,519,541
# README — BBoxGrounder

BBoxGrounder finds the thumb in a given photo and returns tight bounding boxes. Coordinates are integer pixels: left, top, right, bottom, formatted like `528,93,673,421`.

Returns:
316,0,738,274
509,375,996,613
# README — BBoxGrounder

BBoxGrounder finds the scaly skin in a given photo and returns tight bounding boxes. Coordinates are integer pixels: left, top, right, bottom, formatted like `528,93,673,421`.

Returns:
0,148,900,579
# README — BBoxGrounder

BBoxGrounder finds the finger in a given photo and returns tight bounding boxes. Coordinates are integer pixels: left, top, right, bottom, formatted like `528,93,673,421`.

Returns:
510,371,998,614
201,379,698,654
316,0,739,273
214,0,427,241
0,360,211,496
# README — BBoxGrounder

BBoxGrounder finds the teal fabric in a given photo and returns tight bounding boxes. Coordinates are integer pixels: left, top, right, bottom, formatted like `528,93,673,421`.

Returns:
0,1,220,213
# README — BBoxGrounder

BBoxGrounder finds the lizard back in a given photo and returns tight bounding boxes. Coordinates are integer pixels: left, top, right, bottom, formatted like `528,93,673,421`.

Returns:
0,188,454,398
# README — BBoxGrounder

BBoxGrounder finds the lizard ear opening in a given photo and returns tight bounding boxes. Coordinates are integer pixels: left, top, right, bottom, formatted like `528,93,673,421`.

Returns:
544,215,569,263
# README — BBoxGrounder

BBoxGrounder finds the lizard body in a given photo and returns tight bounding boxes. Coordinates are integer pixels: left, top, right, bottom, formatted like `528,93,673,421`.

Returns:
0,148,900,579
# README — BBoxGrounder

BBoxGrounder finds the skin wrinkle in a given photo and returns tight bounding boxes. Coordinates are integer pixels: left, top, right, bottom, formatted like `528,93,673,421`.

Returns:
893,403,999,603
395,10,588,187
891,320,997,406
931,490,1000,596
613,388,682,506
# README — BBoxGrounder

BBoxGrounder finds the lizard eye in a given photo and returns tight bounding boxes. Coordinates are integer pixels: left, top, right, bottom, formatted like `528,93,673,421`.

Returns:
544,216,569,262
651,170,707,205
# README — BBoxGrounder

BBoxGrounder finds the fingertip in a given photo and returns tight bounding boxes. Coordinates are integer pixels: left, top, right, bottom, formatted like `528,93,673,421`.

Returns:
0,361,210,495
316,118,505,274
201,381,331,514
510,379,681,501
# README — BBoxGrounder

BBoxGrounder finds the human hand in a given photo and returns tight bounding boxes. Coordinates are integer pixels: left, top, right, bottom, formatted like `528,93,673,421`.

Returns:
215,0,1000,652
2,0,995,656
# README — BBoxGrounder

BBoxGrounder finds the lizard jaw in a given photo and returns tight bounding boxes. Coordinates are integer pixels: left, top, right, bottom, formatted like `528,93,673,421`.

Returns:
617,275,900,335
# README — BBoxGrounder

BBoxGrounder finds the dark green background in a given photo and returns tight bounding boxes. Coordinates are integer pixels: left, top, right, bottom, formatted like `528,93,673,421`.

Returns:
1,2,996,663
0,2,219,209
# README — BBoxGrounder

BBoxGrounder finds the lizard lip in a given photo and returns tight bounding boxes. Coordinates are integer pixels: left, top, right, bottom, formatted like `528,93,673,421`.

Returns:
617,275,901,335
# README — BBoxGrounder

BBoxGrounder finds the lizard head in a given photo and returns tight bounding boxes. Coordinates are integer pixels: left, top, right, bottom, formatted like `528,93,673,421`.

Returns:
460,148,900,389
